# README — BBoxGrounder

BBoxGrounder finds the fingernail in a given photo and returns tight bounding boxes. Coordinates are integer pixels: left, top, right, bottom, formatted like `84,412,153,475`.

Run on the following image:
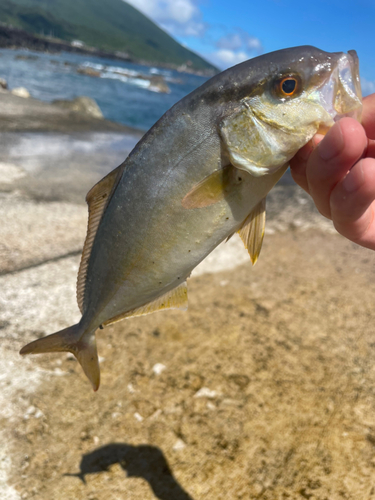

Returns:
318,122,344,161
311,134,324,148
342,161,365,193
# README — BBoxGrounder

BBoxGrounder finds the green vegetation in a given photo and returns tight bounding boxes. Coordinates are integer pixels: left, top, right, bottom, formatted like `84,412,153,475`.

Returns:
0,0,217,71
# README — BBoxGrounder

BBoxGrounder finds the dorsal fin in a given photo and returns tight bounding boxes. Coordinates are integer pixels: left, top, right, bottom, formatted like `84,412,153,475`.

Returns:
103,281,188,326
238,197,266,265
77,164,124,313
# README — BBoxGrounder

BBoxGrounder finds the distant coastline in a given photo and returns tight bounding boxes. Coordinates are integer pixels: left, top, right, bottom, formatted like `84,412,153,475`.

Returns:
0,24,217,77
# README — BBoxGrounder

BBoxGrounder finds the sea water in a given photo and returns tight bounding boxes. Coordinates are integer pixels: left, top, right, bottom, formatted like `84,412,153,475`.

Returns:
0,48,208,131
0,48,295,189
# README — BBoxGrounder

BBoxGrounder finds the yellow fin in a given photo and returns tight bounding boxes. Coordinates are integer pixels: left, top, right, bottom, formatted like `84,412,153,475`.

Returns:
19,324,100,391
238,197,266,265
77,164,124,313
182,164,242,209
103,281,188,326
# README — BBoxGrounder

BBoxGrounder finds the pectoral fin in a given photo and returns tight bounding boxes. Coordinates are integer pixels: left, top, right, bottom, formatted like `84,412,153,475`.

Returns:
238,198,266,265
182,164,242,209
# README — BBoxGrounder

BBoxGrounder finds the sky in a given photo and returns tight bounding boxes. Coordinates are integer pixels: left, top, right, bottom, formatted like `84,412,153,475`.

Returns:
125,0,375,95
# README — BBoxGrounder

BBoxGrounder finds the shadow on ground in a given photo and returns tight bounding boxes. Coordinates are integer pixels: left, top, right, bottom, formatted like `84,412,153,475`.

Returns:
65,443,194,500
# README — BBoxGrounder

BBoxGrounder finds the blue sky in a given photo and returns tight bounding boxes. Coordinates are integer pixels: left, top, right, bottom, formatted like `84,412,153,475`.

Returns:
125,0,375,95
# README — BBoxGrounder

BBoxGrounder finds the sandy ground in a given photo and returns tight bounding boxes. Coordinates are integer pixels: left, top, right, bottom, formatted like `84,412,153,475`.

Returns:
2,121,375,498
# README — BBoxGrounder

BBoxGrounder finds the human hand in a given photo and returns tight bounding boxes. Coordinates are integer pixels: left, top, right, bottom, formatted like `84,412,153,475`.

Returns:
290,94,375,250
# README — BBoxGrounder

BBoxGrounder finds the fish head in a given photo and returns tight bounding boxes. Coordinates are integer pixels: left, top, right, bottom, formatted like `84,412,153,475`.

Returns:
220,46,362,176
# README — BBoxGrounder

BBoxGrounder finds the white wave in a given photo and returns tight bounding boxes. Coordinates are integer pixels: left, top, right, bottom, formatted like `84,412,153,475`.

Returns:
100,71,151,90
150,67,172,77
107,66,139,77
81,61,105,71
81,61,139,78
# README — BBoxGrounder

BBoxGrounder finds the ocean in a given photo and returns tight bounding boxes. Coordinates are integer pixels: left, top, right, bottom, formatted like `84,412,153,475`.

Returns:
0,47,297,192
0,48,209,132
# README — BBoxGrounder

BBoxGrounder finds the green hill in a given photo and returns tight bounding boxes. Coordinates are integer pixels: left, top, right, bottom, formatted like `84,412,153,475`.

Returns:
0,0,217,71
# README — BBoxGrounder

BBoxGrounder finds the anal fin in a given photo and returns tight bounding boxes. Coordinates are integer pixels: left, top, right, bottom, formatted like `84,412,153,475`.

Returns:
238,197,266,265
103,281,188,326
77,164,124,314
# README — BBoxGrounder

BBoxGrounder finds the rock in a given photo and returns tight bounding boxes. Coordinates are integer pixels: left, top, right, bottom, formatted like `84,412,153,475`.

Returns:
11,87,30,98
15,55,38,61
53,96,103,119
77,66,101,78
0,78,7,90
0,92,136,132
0,162,26,184
149,75,170,94
152,363,166,375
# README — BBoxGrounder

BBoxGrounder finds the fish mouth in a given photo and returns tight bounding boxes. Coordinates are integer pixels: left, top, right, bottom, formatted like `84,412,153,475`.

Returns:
316,50,362,134
334,50,362,120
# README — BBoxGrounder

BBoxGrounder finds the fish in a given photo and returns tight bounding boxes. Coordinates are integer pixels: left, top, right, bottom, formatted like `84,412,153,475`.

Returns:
20,46,362,391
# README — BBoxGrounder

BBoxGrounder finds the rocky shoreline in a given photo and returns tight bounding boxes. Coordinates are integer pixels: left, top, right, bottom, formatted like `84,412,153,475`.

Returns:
0,24,216,77
0,24,133,64
0,89,143,133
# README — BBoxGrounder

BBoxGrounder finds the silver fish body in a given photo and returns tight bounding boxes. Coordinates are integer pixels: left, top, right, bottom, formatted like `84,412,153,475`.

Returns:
20,46,362,390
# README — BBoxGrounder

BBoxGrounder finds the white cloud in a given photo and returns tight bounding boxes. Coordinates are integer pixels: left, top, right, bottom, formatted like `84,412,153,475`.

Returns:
208,29,262,69
216,33,243,51
361,77,375,97
123,1,263,69
207,29,262,70
209,49,249,69
246,37,262,51
216,30,262,53
124,0,206,37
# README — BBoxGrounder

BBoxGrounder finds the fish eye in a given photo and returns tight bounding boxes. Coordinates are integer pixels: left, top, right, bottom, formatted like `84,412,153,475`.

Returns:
274,75,301,98
281,78,297,95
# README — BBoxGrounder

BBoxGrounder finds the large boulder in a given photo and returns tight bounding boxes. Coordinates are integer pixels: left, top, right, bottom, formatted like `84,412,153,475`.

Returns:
149,75,170,94
52,96,103,119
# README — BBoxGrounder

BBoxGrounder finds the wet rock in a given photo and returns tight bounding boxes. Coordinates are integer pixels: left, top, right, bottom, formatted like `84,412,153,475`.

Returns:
77,66,101,78
149,75,170,93
0,77,7,90
53,96,103,119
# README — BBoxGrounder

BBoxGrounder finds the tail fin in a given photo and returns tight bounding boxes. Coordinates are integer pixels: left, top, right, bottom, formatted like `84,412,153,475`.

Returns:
20,323,100,391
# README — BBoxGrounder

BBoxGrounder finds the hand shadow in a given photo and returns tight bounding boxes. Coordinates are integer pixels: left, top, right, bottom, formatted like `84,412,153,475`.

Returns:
65,443,194,500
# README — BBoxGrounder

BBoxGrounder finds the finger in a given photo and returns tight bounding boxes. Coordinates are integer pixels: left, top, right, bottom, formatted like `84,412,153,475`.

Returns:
290,135,324,193
362,94,375,140
305,118,367,219
330,157,375,249
365,138,375,158
289,140,315,193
